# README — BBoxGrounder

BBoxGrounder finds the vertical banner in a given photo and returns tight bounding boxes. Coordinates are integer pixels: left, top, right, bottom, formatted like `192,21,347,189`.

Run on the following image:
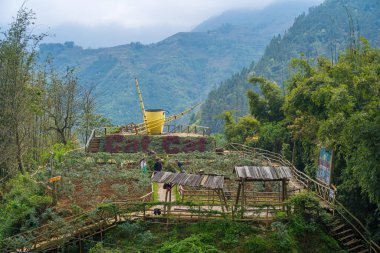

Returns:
316,147,333,185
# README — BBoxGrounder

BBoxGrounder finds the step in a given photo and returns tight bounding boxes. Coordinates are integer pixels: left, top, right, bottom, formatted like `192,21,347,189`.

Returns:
344,239,360,246
328,219,342,227
332,224,346,232
333,229,353,236
348,244,366,252
338,233,356,242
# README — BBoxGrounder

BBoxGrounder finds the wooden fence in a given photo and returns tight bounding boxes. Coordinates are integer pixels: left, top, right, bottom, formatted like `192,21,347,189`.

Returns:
225,143,380,253
1,199,289,252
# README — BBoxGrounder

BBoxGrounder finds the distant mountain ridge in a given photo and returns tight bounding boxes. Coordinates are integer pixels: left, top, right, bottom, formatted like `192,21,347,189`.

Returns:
197,0,380,132
38,1,313,125
193,1,317,32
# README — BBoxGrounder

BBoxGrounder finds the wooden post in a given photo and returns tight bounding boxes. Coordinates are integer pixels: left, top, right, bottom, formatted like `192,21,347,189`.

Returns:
79,235,82,253
221,189,228,212
216,189,226,213
282,179,287,211
143,203,146,221
291,141,296,164
52,181,57,206
167,187,172,227
164,188,169,214
241,180,245,219
235,182,242,216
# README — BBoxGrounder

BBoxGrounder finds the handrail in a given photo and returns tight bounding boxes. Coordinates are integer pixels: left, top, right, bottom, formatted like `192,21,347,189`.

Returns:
224,143,378,252
85,128,96,151
0,174,10,186
165,124,210,136
371,241,380,252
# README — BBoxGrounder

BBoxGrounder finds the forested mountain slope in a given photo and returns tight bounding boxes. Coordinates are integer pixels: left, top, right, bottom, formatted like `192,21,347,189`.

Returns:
38,2,311,125
197,0,380,132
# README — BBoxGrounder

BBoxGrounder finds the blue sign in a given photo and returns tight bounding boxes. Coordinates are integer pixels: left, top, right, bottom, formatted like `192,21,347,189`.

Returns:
316,148,333,185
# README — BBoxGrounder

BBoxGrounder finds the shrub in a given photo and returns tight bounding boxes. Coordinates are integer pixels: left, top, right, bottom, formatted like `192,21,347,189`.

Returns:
158,235,223,253
0,174,51,240
244,236,271,253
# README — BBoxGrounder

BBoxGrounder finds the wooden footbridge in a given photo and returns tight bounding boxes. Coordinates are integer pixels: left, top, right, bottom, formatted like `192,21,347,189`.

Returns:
1,144,379,253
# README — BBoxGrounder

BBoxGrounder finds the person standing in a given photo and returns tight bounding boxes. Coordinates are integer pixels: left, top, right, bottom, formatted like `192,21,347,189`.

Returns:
175,159,184,173
154,158,162,174
140,158,147,173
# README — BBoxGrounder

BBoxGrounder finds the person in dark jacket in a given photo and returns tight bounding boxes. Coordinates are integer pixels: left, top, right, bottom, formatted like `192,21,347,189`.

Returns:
175,159,184,173
154,158,162,173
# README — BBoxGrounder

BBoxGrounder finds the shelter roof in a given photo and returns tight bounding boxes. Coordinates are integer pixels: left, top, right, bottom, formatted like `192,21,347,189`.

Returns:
151,171,224,189
234,166,292,181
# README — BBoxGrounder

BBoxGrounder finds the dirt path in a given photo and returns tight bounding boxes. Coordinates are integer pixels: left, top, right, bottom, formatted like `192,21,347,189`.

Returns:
157,183,176,202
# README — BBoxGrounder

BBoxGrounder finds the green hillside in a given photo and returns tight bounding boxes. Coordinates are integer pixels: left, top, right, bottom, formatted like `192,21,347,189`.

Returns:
197,0,380,132
38,2,311,125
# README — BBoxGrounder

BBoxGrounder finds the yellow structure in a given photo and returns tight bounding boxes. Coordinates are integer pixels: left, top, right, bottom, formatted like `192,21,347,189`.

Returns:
133,78,200,135
145,109,165,135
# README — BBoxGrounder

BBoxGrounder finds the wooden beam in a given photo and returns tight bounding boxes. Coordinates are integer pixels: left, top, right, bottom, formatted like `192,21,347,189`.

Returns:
220,189,229,212
215,189,224,212
235,182,242,209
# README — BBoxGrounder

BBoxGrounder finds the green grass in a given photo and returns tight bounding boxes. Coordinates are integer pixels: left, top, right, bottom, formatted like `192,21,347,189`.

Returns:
173,185,182,202
152,182,159,202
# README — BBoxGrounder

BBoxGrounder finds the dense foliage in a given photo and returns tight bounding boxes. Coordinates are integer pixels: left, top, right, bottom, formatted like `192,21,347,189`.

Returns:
222,42,380,238
197,0,380,131
77,193,342,252
0,174,51,240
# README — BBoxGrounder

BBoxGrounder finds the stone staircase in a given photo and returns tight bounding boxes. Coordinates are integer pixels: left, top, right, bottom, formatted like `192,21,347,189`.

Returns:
87,137,100,153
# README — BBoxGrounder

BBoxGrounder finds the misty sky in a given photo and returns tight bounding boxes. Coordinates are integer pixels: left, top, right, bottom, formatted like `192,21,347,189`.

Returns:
0,0,323,48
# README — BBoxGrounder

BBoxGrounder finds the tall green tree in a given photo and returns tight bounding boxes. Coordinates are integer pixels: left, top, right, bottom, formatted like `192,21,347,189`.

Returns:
284,40,380,234
248,76,284,122
0,8,45,174
43,67,79,145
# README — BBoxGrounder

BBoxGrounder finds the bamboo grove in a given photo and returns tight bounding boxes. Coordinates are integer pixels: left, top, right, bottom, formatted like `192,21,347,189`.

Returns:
223,39,380,239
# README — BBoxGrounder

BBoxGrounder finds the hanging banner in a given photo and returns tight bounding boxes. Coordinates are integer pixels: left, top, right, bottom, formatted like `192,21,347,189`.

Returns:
316,148,333,185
